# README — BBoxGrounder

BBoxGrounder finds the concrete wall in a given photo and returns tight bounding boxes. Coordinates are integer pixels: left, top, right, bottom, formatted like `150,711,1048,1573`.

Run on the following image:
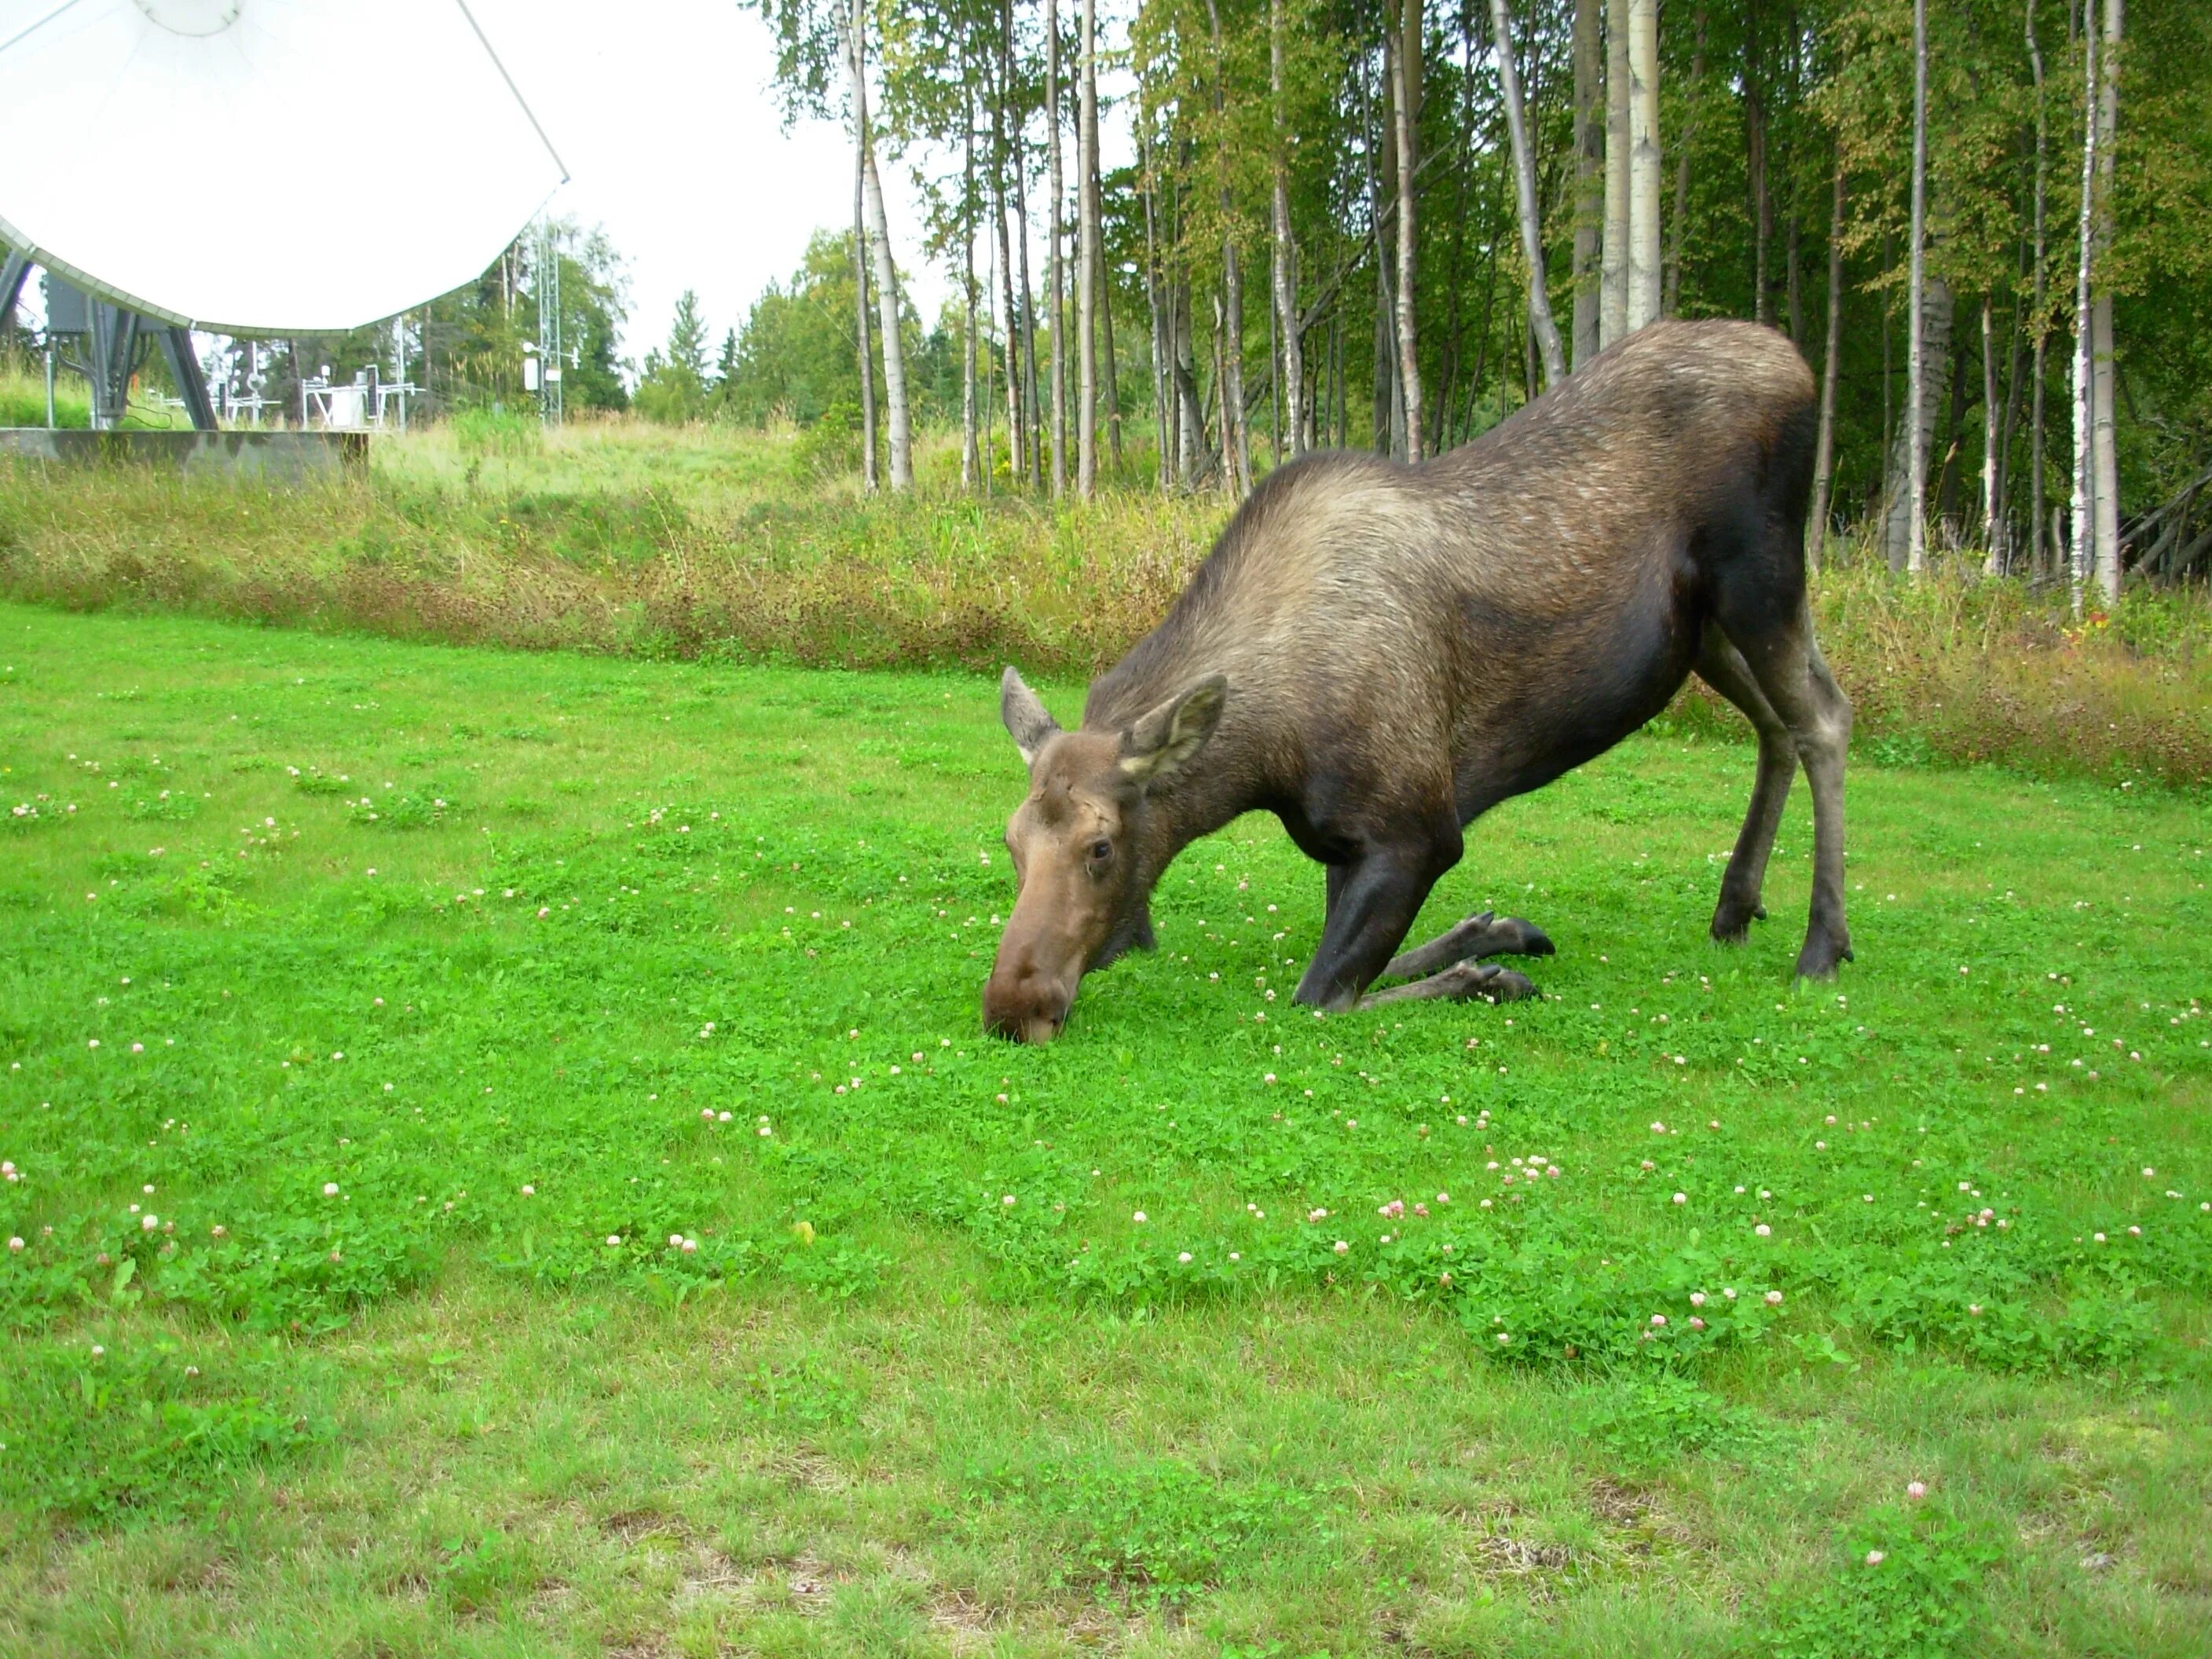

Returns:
0,429,367,483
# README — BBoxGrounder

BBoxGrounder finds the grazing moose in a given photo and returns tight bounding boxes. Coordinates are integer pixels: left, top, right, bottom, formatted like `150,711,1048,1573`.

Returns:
984,320,1851,1045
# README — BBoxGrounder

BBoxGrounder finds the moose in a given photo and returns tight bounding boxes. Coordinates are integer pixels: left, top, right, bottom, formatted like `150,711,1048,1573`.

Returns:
984,320,1851,1045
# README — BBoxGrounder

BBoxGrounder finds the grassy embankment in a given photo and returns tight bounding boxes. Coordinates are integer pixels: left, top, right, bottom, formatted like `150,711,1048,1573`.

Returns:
1,602,2207,1655
2,416,2207,788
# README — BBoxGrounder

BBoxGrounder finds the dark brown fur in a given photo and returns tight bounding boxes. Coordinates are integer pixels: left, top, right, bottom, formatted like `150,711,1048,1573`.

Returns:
985,320,1851,1042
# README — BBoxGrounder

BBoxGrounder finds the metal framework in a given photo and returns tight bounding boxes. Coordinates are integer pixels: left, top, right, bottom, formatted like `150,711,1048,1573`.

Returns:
5,242,218,431
536,214,562,426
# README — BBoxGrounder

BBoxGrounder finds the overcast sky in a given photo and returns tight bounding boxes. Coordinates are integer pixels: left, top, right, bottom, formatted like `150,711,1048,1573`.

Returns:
473,0,1133,373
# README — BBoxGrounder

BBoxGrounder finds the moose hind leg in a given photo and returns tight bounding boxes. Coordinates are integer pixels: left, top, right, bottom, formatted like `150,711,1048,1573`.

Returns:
1723,610,1852,977
1383,911,1555,980
1360,959,1537,1009
1694,626,1798,943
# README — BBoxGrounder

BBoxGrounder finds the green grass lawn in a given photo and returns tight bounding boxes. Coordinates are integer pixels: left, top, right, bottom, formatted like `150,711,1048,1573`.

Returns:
1,600,2207,1657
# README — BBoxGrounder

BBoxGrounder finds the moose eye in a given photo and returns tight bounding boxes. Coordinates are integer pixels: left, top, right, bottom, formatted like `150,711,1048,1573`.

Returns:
1088,838,1113,864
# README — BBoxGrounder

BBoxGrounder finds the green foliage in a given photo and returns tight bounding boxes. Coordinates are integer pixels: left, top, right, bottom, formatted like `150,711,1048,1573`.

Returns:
976,1453,1320,1601
0,1336,326,1524
1767,1503,2006,1659
635,289,714,427
451,407,544,459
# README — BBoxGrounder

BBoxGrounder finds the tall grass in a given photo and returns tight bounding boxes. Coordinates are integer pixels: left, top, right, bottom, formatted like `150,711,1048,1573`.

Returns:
0,364,200,430
0,366,89,429
1,416,2205,785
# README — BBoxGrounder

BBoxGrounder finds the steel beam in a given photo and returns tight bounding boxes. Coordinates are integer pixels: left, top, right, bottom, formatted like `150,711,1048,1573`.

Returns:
158,325,218,431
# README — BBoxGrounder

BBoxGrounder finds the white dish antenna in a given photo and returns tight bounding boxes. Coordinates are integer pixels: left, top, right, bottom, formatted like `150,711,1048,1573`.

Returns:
0,0,567,333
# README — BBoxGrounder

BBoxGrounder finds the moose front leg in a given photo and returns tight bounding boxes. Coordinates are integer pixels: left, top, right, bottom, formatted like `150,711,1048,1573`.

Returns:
1382,910,1555,980
1294,838,1456,1013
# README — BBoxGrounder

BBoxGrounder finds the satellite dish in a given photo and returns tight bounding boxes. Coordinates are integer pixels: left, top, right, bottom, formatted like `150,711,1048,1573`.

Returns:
0,0,567,333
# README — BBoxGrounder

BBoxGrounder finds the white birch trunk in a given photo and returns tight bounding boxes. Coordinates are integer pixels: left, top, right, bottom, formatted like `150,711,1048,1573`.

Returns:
2026,0,2049,578
1572,0,1603,367
1809,162,1844,573
1492,0,1568,388
846,0,910,490
1600,0,1629,347
1390,27,1423,463
1625,0,1661,332
2068,12,2099,617
2090,0,2122,602
1271,0,1306,456
1905,0,1929,575
1077,0,1099,497
1883,275,1950,568
1982,298,2001,573
1046,0,1066,497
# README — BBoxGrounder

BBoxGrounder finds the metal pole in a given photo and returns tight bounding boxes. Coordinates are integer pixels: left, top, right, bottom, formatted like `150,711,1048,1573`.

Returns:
45,344,55,427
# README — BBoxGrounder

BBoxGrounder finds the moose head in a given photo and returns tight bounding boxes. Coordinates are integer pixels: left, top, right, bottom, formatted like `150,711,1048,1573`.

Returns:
982,666,1227,1043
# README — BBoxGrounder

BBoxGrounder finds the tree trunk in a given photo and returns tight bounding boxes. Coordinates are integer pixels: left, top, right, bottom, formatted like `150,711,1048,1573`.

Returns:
1884,276,1951,569
1904,0,1929,573
1046,0,1067,496
1076,0,1099,497
2067,3,2098,614
846,0,910,490
1746,0,1771,327
2089,0,2122,602
1272,0,1307,455
989,46,1025,484
1981,299,2001,571
1626,0,1661,332
961,80,980,489
1492,0,1568,389
1093,130,1124,471
1571,0,1603,367
1809,160,1844,573
852,125,878,493
1207,0,1250,494
1370,54,1399,456
1663,5,1707,317
1007,0,1042,488
2027,0,2049,580
1176,270,1203,487
1601,0,1629,346
1390,23,1424,463
982,208,997,493
1140,121,1170,491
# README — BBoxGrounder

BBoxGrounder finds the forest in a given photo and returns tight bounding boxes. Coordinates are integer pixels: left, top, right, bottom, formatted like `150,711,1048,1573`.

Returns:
710,0,2210,599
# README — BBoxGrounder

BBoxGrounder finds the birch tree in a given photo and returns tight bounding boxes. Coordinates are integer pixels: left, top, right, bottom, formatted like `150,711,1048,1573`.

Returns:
1600,0,1629,346
1076,0,1100,496
852,129,878,491
1625,0,1661,333
1903,0,1929,575
1046,0,1067,496
1492,0,1567,388
2089,0,2122,603
2068,5,2100,614
2025,0,2049,578
1270,0,1306,455
840,0,911,489
1570,0,1602,367
1390,18,1424,463
1809,162,1844,572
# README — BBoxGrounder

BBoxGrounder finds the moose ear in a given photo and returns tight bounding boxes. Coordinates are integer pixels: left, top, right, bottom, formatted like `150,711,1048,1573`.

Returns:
1120,673,1227,786
1000,666,1060,767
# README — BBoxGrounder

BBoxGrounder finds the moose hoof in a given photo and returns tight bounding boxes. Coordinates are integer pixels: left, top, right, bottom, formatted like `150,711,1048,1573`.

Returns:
1709,899,1767,945
1793,930,1854,980
1488,916,1555,958
1437,961,1538,1004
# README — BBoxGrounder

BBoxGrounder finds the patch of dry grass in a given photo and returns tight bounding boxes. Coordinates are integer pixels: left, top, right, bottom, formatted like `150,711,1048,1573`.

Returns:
2,416,2205,786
